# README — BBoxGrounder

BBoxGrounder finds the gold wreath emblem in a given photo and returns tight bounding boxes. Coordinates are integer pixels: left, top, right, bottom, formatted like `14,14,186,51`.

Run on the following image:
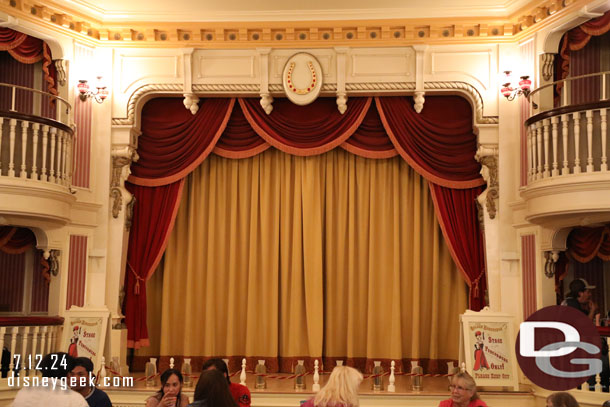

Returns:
286,61,317,95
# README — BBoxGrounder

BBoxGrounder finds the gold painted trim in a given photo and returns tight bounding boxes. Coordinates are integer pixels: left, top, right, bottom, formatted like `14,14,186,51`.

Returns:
0,0,598,48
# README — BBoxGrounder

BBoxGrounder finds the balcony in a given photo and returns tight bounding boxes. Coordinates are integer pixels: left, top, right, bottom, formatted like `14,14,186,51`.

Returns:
521,71,610,226
0,83,76,224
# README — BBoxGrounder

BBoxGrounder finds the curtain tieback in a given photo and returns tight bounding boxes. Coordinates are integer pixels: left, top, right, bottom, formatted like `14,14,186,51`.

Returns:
472,273,484,297
127,261,145,295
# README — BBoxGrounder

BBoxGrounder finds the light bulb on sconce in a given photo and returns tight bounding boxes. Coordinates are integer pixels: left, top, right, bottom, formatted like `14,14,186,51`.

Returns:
77,76,108,103
500,70,532,101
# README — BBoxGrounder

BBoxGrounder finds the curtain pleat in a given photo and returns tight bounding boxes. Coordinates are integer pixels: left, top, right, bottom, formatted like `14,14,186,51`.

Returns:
155,149,467,372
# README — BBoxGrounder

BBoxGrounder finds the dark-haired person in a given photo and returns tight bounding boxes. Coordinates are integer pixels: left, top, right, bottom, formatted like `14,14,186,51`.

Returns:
146,369,189,407
546,391,580,407
12,352,88,407
68,357,112,407
201,358,250,407
562,278,599,319
188,369,237,407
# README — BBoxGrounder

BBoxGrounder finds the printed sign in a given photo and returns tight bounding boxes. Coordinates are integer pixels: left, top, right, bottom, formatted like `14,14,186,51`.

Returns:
62,310,109,371
460,308,519,389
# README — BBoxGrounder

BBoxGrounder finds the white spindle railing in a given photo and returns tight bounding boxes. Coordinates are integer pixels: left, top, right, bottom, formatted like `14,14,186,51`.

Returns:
526,71,610,184
0,323,62,378
526,105,610,183
0,83,73,189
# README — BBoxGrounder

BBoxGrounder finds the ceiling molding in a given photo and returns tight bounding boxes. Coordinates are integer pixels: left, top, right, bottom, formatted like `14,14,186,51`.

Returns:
0,0,597,48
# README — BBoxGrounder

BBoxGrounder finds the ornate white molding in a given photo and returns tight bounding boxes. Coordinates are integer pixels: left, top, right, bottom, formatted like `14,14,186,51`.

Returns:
424,81,498,124
544,250,560,278
53,59,67,86
541,53,555,82
475,146,499,219
112,83,183,126
413,91,425,114
183,93,200,115
112,80,496,126
110,146,139,221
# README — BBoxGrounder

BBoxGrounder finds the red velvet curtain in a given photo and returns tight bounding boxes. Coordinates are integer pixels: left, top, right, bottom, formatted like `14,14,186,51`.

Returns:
125,96,487,347
567,226,610,263
0,28,57,97
0,226,36,254
555,10,610,101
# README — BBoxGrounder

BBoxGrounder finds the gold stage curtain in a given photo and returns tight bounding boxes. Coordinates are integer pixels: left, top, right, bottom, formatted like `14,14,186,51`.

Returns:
154,148,467,366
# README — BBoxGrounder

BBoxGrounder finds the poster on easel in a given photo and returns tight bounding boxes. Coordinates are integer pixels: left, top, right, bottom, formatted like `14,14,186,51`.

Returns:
459,308,519,389
62,309,109,371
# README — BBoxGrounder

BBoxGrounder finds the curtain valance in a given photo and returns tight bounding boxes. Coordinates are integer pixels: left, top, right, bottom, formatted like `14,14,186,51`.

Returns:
567,226,610,263
124,96,487,348
0,226,36,254
0,28,57,97
555,10,610,100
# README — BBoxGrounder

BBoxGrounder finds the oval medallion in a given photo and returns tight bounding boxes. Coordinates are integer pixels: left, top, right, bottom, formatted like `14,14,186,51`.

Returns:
282,53,323,106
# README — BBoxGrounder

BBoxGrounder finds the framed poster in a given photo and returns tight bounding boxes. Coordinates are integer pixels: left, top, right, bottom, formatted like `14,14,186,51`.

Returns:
459,308,519,389
61,308,109,371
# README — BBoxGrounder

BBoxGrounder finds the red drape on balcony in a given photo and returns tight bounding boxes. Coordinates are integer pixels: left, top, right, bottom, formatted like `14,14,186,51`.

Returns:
554,10,610,100
0,226,36,254
0,28,57,97
124,96,487,348
566,226,610,263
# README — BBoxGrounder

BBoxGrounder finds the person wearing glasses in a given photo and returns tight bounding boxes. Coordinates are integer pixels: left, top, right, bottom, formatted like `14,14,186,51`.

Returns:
439,372,487,407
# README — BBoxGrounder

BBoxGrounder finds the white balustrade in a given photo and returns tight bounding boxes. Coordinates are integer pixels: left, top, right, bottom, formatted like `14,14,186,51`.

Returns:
526,106,610,182
0,323,62,378
0,83,73,189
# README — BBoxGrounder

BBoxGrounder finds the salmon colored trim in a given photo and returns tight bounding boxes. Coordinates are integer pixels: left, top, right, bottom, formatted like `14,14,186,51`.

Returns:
213,142,271,159
143,179,185,282
238,98,372,157
340,142,398,159
129,98,236,187
0,32,26,51
375,97,485,190
127,338,150,349
7,49,43,64
429,183,486,310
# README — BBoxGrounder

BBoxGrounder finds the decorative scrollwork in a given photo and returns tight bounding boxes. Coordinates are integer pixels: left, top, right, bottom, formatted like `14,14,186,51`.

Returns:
110,146,139,219
544,250,560,278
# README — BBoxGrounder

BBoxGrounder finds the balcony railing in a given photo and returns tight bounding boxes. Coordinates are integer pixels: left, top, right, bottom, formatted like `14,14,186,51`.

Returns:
525,72,610,184
0,317,63,378
0,83,74,188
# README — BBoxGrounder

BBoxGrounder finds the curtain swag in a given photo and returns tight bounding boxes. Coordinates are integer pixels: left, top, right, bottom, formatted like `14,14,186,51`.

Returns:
124,96,488,348
0,28,57,97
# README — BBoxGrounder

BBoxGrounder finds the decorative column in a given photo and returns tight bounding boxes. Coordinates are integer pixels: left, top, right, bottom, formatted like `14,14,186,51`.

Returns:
412,45,428,113
475,145,500,310
107,132,140,374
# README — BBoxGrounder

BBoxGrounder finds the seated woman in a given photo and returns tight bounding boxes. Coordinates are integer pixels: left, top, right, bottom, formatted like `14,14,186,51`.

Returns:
301,365,363,407
146,369,190,407
188,369,238,407
439,372,487,407
546,392,580,407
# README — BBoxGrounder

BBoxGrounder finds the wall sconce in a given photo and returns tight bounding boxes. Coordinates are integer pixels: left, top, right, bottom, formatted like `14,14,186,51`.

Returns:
77,76,108,103
500,70,532,101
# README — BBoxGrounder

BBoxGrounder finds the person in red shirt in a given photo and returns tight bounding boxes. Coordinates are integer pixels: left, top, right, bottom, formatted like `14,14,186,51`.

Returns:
200,359,251,407
438,372,488,407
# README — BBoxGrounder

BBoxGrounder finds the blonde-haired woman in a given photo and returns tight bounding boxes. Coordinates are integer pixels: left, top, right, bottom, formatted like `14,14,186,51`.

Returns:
439,372,488,407
302,366,363,407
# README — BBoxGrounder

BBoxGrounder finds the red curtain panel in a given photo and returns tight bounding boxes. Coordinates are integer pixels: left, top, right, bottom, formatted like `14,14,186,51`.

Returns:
124,96,487,347
0,28,57,97
554,10,610,102
0,226,36,254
